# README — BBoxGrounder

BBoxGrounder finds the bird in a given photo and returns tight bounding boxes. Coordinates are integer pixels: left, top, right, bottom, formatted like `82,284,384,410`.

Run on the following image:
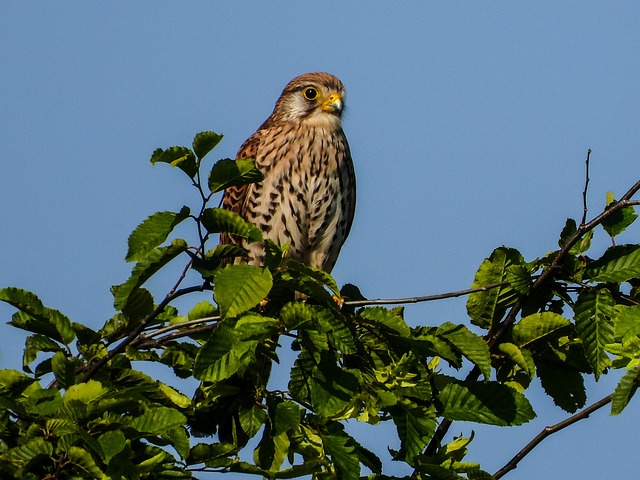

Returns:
188,73,356,443
220,72,356,273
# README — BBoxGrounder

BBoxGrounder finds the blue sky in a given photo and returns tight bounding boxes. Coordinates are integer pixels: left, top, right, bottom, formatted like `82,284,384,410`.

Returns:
2,2,639,478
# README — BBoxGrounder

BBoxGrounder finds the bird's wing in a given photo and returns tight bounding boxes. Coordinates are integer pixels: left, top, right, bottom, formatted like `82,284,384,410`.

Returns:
219,130,262,246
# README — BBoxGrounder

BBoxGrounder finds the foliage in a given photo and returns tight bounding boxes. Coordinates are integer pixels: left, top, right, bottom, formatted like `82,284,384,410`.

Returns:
1,131,640,479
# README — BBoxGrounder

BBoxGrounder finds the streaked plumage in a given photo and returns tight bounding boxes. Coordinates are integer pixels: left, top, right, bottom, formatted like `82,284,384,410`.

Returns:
221,72,356,272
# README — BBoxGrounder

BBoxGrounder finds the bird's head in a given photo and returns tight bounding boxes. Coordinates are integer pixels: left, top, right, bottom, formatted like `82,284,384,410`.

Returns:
270,72,345,129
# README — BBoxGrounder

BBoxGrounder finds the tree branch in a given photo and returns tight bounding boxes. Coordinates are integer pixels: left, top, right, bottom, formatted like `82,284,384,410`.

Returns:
493,394,612,479
81,284,210,382
343,283,508,308
581,149,591,226
421,177,640,463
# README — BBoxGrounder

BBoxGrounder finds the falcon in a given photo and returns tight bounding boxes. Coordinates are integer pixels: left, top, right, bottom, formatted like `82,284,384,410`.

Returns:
221,72,356,273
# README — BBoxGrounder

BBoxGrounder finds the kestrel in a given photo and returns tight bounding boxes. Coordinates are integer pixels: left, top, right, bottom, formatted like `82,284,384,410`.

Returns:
221,72,356,273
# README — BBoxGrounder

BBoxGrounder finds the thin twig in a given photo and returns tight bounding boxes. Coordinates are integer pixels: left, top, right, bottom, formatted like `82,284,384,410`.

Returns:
81,284,209,382
581,149,591,226
493,394,612,478
343,283,509,308
421,178,640,464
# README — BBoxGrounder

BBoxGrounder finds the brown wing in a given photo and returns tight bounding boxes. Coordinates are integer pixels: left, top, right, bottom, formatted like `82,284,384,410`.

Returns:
219,130,262,247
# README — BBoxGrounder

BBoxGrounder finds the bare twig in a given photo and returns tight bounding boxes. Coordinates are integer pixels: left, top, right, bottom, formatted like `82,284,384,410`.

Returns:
343,283,509,308
581,149,591,226
493,394,612,478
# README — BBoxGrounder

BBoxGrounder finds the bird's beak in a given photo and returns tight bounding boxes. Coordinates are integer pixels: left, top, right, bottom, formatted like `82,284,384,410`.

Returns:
322,93,343,114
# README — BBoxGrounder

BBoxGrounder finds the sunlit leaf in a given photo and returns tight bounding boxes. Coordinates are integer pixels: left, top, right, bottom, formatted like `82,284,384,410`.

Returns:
128,406,186,434
574,289,614,379
126,207,190,262
322,423,361,480
585,244,640,283
466,247,523,329
214,265,272,318
512,312,571,347
611,365,640,415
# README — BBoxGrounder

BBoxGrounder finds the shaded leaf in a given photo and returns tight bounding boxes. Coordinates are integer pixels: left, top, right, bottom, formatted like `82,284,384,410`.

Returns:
359,306,411,336
436,322,491,379
391,403,437,465
601,194,637,238
193,131,223,161
574,289,614,379
2,287,75,344
126,207,190,262
113,239,188,310
439,381,535,426
322,423,361,480
536,360,586,413
67,446,104,479
150,145,197,179
201,208,262,243
208,158,263,194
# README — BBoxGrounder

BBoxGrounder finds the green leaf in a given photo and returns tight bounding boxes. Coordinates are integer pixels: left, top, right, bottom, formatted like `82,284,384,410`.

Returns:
614,305,640,342
505,264,532,295
201,207,263,243
285,260,341,297
315,307,356,354
466,247,523,329
536,360,586,413
585,244,640,283
574,289,614,379
113,239,188,310
150,145,198,179
309,353,359,419
1,437,53,474
611,365,640,415
187,442,237,465
322,423,361,480
558,218,593,255
193,319,238,381
2,287,75,344
66,446,105,479
214,265,273,318
128,406,187,434
52,351,77,389
126,207,190,262
193,131,223,161
358,306,411,336
272,400,303,435
497,342,532,376
601,194,638,238
239,403,267,439
512,312,571,347
121,287,154,322
436,322,491,379
391,403,437,464
439,381,535,426
208,158,263,194
97,430,126,464
64,380,109,404
24,334,64,367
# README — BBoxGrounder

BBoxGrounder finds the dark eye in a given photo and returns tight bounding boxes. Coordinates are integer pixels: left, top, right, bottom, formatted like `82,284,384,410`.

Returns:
303,87,318,100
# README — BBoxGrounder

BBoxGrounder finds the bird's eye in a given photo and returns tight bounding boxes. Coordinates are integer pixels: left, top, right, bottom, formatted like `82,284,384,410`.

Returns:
303,87,318,100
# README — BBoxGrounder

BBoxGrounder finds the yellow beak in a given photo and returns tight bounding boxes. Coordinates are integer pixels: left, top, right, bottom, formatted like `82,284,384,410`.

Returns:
322,93,343,114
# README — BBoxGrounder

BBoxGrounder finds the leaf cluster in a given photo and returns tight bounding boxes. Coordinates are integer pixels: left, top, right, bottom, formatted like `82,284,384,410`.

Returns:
1,133,639,480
